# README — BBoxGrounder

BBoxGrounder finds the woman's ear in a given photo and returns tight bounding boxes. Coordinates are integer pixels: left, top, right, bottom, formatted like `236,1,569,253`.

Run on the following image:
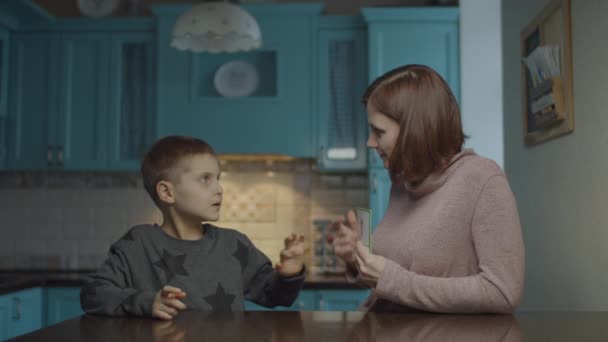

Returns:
156,180,175,204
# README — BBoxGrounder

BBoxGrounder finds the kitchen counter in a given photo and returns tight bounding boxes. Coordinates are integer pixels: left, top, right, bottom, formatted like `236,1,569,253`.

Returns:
0,271,362,295
10,310,608,341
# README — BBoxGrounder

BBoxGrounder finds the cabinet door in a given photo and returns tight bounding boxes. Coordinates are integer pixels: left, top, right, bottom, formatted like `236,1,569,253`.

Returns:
0,27,9,116
317,290,369,311
0,294,9,341
107,32,155,171
7,33,57,170
44,287,83,326
6,287,43,340
55,33,109,170
245,290,317,311
369,168,391,230
365,10,460,100
317,28,368,171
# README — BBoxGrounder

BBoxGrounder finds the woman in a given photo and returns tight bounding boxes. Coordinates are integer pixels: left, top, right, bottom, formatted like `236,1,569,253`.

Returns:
332,64,524,313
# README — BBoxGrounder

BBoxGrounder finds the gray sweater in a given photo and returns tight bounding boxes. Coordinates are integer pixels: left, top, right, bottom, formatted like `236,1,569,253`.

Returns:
80,224,305,317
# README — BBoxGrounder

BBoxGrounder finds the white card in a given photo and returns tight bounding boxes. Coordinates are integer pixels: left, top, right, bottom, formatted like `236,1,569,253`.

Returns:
356,208,372,251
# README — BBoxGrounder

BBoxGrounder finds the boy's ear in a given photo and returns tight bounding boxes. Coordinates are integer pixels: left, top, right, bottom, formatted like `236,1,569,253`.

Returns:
156,180,175,204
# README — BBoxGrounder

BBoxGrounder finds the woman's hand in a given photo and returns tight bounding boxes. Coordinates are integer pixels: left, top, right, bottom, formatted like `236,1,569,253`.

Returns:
330,210,359,266
355,242,387,287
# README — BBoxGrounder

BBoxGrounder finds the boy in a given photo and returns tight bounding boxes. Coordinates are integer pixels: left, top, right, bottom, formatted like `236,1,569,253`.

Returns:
80,136,306,319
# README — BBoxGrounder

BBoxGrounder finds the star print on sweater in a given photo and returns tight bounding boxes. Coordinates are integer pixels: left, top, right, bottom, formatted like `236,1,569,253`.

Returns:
204,283,236,311
153,249,189,282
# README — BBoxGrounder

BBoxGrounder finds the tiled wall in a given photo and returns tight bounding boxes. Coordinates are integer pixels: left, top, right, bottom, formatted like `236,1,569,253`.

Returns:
0,161,368,270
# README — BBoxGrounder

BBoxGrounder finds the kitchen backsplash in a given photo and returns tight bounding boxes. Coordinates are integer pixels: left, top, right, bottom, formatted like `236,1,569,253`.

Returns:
0,160,368,270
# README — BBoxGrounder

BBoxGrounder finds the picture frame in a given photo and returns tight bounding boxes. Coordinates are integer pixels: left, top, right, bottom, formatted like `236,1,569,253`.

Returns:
520,0,574,146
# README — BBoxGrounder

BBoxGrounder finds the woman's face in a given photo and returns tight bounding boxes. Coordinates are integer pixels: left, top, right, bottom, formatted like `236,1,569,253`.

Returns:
366,101,400,169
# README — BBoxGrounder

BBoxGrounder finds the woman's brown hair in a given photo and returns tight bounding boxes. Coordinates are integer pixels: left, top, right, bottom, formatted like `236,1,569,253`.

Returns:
363,64,465,184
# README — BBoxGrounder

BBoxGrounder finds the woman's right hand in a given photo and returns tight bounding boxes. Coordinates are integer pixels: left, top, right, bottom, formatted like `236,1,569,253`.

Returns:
330,210,359,266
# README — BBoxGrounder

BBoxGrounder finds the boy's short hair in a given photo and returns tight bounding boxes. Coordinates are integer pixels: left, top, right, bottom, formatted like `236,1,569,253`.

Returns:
141,136,215,207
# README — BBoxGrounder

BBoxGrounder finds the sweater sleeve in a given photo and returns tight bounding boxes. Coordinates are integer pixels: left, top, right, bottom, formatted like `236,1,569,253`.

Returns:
80,242,156,317
374,175,525,313
241,236,305,308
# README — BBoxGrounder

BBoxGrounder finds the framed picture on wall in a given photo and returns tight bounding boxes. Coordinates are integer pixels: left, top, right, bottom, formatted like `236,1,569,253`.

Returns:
520,0,574,146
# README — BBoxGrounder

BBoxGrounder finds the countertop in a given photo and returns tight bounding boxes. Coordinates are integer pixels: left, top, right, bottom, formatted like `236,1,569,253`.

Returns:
11,310,608,341
0,271,364,295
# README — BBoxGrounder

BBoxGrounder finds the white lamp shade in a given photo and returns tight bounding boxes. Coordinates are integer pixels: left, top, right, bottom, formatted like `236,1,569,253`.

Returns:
171,2,262,53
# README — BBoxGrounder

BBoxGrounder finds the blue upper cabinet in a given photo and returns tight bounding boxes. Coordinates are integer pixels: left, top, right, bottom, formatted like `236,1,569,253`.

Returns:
7,32,58,170
107,32,155,171
6,16,155,171
0,294,8,340
56,33,109,170
0,27,9,117
316,17,368,171
151,4,323,157
362,8,460,98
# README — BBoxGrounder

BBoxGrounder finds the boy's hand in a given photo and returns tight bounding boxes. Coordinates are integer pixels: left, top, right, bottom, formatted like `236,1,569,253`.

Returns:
152,286,187,320
276,234,306,277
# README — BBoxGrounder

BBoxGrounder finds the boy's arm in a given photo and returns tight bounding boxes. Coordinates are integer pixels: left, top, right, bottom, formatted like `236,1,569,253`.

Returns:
80,244,156,317
241,237,305,308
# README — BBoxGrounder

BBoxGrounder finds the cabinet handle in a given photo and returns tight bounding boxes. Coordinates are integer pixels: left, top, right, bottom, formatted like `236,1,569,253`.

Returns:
318,299,325,311
57,145,64,167
12,297,21,320
47,145,54,166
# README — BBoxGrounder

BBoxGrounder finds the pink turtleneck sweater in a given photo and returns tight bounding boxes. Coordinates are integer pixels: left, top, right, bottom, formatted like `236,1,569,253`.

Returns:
361,149,524,313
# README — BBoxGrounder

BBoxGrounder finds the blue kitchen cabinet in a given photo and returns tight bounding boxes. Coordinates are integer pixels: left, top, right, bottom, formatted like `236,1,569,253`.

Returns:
0,294,8,340
7,26,155,171
55,33,109,170
106,32,155,171
369,168,391,230
317,290,369,311
0,27,9,117
44,287,83,326
151,4,323,157
245,290,317,311
4,287,43,340
362,8,460,100
316,17,368,171
245,289,369,311
7,32,58,170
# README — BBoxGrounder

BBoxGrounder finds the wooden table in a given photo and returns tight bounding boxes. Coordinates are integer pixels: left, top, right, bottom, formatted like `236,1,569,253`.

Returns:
11,310,608,341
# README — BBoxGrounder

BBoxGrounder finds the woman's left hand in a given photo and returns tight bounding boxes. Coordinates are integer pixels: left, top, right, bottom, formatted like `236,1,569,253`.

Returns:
355,241,387,287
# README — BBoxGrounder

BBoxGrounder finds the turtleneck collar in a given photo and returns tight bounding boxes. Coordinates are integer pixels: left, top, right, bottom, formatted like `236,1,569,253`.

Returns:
402,149,476,199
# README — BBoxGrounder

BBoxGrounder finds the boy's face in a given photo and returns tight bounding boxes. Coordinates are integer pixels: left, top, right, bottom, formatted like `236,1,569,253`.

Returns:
168,153,223,222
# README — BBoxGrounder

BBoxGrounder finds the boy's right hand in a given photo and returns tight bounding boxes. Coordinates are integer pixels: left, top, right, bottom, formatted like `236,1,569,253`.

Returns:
152,286,187,320
329,210,359,266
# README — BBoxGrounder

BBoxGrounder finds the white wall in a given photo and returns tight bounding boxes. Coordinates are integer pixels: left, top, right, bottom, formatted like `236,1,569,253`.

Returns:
503,0,608,310
460,0,504,167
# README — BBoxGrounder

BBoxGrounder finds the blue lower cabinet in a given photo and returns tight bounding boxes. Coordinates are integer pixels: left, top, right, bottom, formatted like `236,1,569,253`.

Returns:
0,294,9,341
245,290,317,311
4,287,43,340
245,289,369,311
317,290,369,311
44,287,84,326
